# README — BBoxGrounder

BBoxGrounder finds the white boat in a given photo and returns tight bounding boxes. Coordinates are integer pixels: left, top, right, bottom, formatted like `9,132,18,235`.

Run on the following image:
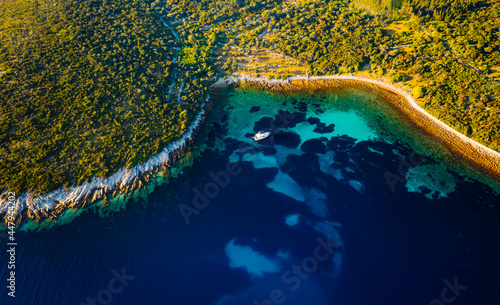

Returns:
253,131,271,141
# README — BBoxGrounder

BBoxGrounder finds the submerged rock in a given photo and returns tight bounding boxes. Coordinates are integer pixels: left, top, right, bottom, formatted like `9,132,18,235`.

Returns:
326,135,356,151
307,117,320,125
306,116,335,133
314,123,335,134
262,146,278,156
249,106,260,113
273,131,301,148
273,110,306,128
301,139,327,154
253,117,274,132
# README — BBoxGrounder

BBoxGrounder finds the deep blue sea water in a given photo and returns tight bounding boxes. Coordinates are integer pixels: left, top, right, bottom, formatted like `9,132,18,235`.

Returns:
1,87,499,305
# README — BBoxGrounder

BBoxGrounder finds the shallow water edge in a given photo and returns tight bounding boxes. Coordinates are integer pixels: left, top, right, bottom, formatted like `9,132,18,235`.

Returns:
2,74,499,230
224,75,500,189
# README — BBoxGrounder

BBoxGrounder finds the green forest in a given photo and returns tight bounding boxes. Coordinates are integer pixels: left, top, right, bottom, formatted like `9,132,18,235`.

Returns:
1,0,499,196
0,0,209,195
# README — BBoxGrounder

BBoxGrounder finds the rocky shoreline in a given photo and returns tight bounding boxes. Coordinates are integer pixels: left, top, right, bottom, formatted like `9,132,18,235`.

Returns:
3,74,499,229
220,74,500,184
0,96,211,228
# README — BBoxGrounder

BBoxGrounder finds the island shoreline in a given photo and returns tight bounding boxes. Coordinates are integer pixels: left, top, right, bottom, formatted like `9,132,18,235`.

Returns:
0,97,211,228
220,74,500,185
2,74,499,229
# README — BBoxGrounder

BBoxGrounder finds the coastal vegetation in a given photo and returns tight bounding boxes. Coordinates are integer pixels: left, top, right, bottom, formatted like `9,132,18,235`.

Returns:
215,0,500,151
1,0,499,198
0,0,206,196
